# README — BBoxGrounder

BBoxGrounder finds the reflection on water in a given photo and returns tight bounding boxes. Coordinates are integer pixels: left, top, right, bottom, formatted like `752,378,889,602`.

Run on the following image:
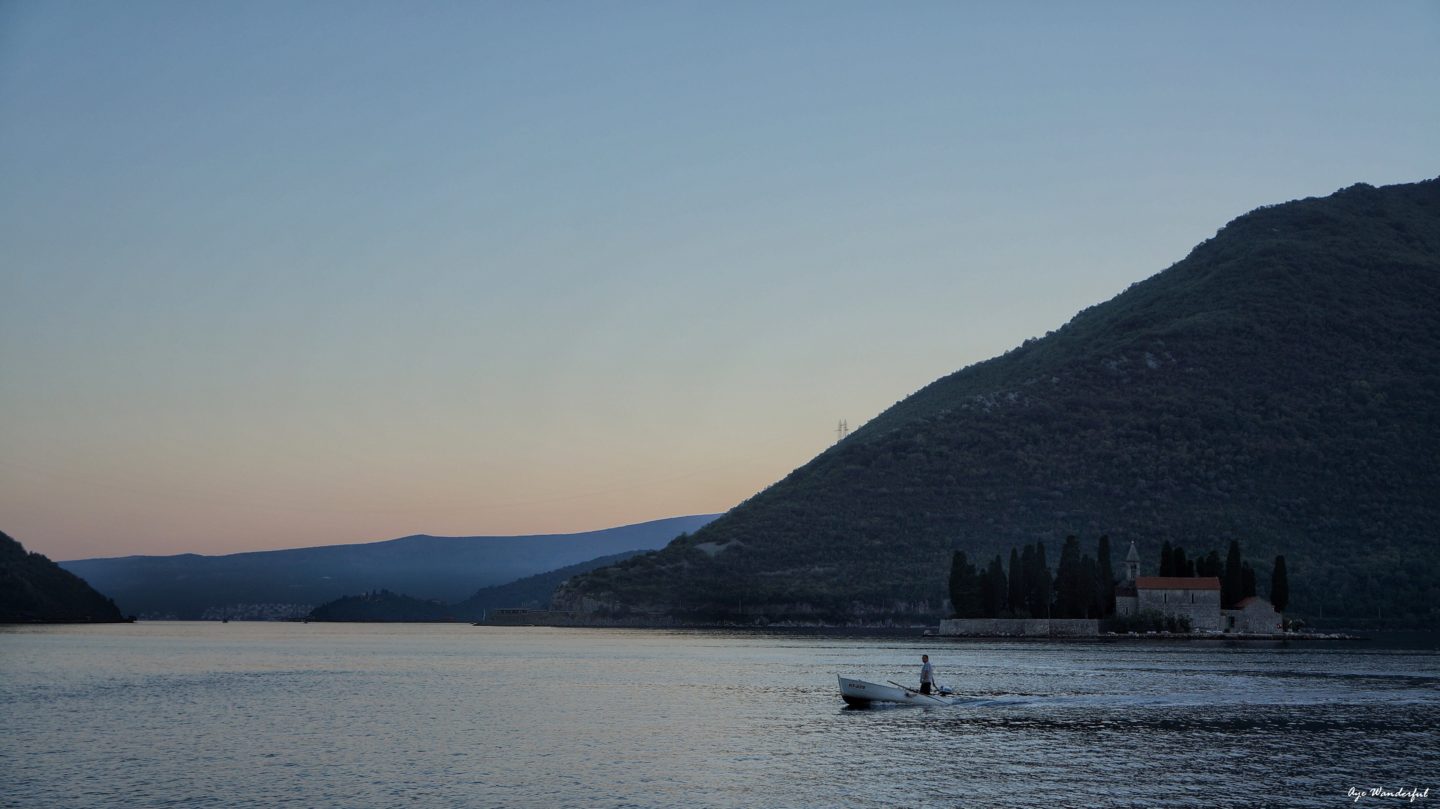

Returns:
1,624,1435,808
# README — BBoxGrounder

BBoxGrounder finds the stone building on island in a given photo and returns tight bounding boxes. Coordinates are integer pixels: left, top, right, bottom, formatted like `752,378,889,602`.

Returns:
1223,596,1283,634
1113,540,1282,633
939,540,1286,637
1115,575,1222,631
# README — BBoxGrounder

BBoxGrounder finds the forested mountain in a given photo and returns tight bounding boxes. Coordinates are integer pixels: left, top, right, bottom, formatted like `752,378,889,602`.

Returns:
308,590,453,622
556,179,1440,623
1,532,124,622
450,549,647,616
309,549,646,621
60,515,718,618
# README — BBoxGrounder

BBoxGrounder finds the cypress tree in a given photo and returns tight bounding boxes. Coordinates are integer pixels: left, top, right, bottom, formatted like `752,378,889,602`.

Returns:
1224,540,1244,607
1079,554,1100,618
1242,564,1257,600
1096,535,1115,616
1271,555,1289,612
1202,550,1222,578
1055,535,1083,618
948,550,962,616
978,561,997,619
1159,540,1174,577
1172,546,1188,578
1039,565,1054,619
948,550,977,618
1008,548,1023,616
1032,543,1051,618
1020,544,1037,618
987,555,1007,617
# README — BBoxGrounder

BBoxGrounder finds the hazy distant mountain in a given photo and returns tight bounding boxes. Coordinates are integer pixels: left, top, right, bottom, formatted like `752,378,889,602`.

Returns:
308,549,647,622
1,531,124,623
558,179,1440,624
60,515,719,619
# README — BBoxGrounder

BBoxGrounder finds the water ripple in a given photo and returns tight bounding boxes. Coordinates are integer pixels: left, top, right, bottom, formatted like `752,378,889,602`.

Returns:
1,624,1434,808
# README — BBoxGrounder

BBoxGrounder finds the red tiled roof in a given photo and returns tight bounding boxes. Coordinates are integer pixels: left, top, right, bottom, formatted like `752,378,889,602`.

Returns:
1134,576,1221,591
1234,596,1271,609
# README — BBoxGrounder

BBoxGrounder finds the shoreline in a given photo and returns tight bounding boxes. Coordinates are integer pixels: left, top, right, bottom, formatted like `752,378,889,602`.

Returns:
0,617,136,625
16,617,1390,641
932,631,1363,641
469,620,1367,641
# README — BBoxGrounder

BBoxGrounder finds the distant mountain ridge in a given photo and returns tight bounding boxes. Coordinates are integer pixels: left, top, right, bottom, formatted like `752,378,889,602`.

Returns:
308,550,648,622
557,178,1440,624
1,531,124,623
60,515,719,618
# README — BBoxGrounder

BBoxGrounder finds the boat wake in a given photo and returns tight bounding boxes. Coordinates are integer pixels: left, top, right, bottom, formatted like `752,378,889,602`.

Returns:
838,674,1426,711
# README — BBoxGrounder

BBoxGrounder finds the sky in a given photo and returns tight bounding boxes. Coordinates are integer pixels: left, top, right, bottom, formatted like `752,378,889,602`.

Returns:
1,1,1437,560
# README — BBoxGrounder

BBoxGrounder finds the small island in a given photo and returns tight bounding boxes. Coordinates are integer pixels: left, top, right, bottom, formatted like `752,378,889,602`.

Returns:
940,535,1334,639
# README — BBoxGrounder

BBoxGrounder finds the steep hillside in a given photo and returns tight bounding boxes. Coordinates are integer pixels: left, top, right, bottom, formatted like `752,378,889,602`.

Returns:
61,515,718,618
450,549,648,615
1,532,125,622
557,179,1440,623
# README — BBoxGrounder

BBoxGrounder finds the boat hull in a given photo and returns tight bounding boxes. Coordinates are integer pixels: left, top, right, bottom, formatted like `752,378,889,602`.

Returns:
838,675,953,707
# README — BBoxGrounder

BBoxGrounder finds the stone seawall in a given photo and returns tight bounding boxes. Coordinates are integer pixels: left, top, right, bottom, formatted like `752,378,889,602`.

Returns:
939,618,1100,637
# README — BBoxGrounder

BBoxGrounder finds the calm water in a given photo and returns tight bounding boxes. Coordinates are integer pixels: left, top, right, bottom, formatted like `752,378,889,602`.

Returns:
1,623,1436,808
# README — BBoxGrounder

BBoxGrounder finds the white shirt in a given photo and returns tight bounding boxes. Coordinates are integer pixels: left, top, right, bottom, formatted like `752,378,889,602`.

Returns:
920,661,935,683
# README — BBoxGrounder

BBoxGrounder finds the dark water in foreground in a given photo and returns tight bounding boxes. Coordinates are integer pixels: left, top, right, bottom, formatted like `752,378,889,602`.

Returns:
1,623,1435,808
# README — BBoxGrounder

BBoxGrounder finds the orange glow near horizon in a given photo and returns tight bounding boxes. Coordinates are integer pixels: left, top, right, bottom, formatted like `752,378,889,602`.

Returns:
4,3,1436,561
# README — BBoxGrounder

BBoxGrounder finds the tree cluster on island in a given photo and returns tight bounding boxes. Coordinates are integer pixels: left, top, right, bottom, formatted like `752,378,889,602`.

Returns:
948,535,1289,619
1156,539,1289,612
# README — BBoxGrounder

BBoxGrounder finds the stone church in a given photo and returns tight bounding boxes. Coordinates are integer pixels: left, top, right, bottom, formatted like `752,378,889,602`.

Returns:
1114,541,1281,633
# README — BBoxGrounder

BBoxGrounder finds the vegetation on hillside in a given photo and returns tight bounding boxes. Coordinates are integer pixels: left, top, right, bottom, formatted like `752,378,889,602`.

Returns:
309,590,452,622
0,532,125,622
559,179,1440,624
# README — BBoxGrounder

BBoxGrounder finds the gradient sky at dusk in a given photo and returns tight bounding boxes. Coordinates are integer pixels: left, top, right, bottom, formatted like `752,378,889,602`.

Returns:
2,1,1437,559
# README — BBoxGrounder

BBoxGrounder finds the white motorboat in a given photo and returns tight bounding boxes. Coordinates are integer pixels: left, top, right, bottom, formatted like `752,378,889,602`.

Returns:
838,675,955,707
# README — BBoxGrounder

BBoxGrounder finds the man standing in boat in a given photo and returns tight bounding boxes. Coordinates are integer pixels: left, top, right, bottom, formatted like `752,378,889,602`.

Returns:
919,655,936,695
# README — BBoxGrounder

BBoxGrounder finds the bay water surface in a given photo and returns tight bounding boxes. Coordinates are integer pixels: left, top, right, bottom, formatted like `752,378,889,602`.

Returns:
1,623,1436,808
